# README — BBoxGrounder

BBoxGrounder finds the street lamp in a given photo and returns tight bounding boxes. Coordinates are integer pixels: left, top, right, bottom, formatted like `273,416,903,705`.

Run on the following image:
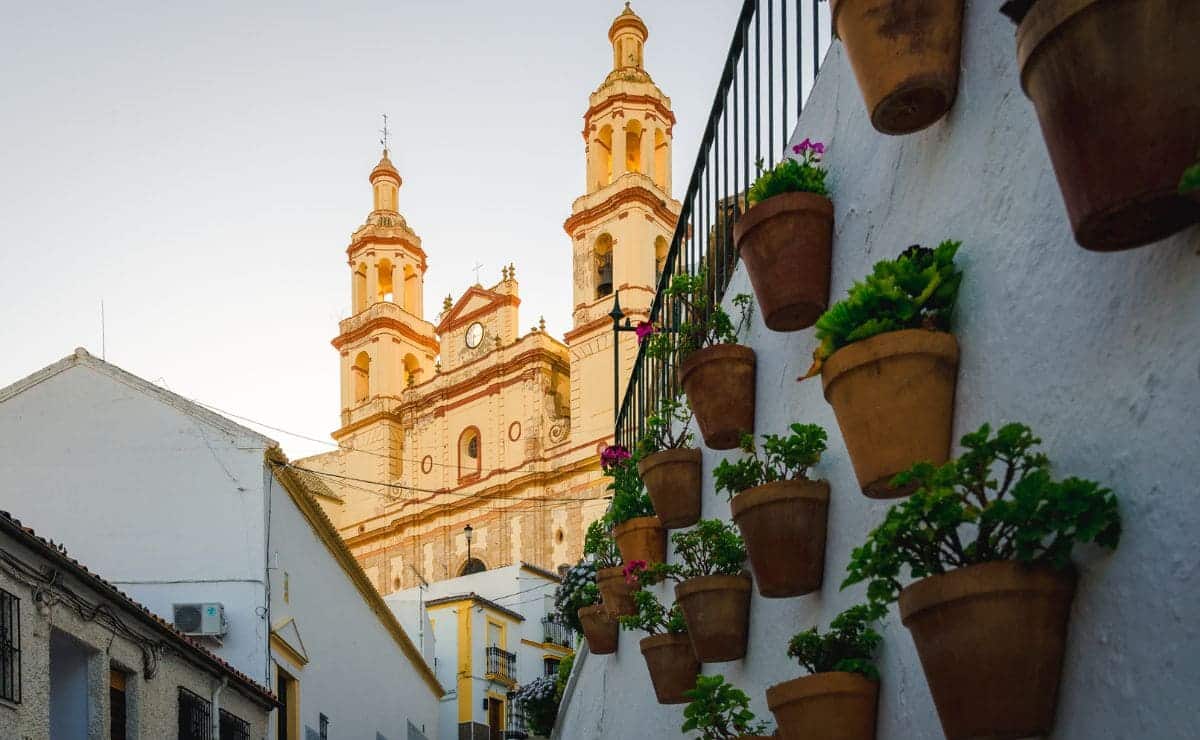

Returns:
464,523,474,563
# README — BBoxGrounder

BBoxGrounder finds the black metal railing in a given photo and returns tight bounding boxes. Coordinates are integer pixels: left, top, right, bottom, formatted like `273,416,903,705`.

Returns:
0,588,20,704
178,687,212,740
219,709,251,740
505,691,530,739
614,0,831,446
485,646,517,683
541,614,573,647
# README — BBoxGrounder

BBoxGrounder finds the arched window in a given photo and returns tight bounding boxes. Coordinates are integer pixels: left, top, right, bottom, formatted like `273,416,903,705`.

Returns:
458,427,481,480
403,264,420,314
596,125,613,189
654,236,669,284
403,353,420,387
459,558,487,576
377,259,394,303
352,352,371,403
625,120,643,174
654,129,669,190
594,233,614,299
353,263,368,313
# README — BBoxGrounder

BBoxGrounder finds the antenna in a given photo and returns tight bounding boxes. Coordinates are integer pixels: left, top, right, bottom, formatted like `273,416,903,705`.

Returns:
379,113,390,153
100,299,106,360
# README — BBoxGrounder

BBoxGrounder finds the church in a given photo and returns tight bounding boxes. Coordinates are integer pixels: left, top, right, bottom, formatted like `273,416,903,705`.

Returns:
299,4,680,594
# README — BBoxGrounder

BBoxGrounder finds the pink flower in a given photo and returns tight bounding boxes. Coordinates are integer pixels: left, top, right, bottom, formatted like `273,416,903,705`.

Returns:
793,138,812,154
623,560,648,584
601,444,632,470
635,321,656,344
811,142,825,155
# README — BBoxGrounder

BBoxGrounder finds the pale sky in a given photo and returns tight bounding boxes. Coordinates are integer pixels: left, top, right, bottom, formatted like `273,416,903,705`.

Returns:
0,0,741,457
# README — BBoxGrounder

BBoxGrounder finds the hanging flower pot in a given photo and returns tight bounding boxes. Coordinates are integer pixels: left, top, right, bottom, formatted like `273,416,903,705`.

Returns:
679,344,756,450
822,329,959,497
735,141,834,331
805,242,963,498
675,574,753,663
596,566,637,617
1011,0,1200,250
900,562,1076,739
612,516,667,565
640,633,701,705
830,0,965,135
578,604,619,655
639,448,702,528
767,672,879,740
731,480,829,597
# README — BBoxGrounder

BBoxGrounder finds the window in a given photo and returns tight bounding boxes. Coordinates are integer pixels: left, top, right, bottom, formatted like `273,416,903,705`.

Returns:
377,258,395,302
178,688,211,740
220,709,251,740
276,667,299,740
0,588,19,703
543,657,560,677
625,120,643,174
110,670,127,740
458,427,481,480
594,233,614,299
353,352,371,403
319,713,330,740
458,558,487,576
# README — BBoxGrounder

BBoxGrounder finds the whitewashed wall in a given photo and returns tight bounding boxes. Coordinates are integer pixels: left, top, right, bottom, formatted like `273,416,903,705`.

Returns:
555,3,1200,739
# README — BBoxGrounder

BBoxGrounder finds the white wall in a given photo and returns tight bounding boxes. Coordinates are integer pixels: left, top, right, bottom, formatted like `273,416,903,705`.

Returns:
0,358,272,682
556,4,1200,739
268,474,440,740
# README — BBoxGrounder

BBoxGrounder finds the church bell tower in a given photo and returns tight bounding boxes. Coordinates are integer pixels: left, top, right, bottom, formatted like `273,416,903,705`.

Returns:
563,3,681,443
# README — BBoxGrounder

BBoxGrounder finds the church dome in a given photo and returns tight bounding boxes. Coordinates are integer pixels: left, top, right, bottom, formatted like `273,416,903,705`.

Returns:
608,2,648,44
370,151,401,184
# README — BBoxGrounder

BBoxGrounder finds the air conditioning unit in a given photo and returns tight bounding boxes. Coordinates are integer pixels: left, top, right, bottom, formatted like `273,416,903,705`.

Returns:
173,603,228,637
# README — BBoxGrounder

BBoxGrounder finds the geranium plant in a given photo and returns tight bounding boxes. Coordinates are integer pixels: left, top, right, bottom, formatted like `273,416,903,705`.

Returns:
637,396,695,456
842,422,1122,610
802,241,962,379
682,675,773,739
553,560,599,635
618,587,688,635
601,445,655,526
583,519,621,569
786,604,882,681
644,271,754,361
748,138,829,205
638,519,747,584
514,674,560,736
713,424,827,500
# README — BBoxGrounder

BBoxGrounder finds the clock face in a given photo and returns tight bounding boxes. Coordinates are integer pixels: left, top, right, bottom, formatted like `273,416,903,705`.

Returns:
465,322,484,349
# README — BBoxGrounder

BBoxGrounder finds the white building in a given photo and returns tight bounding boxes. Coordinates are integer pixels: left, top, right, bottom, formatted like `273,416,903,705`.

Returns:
386,563,574,740
0,348,442,739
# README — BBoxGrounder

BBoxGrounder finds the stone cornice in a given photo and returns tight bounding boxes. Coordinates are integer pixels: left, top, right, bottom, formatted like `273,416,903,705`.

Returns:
332,309,440,355
564,178,681,235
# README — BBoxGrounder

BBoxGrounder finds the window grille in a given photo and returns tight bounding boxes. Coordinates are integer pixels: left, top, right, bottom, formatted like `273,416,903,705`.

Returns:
319,713,330,740
219,708,250,740
485,646,516,683
178,687,211,740
0,588,20,703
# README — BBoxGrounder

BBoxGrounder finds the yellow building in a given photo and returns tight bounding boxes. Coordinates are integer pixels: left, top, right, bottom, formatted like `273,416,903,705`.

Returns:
300,4,680,594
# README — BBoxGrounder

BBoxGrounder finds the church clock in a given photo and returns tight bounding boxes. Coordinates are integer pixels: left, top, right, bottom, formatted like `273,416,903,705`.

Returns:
465,322,484,349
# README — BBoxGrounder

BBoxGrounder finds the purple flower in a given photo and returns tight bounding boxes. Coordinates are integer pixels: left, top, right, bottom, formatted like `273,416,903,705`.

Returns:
811,142,825,155
635,321,656,344
793,138,812,154
601,444,632,470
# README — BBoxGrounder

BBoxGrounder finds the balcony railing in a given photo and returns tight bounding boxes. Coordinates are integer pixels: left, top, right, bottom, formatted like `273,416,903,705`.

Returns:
486,646,517,683
541,614,574,647
614,0,831,447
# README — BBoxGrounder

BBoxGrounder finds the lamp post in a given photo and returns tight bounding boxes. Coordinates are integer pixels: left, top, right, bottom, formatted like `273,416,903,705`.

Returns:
464,523,474,563
609,290,638,441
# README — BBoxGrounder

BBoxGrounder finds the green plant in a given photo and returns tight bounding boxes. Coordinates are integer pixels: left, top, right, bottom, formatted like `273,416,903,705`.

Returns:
748,138,829,205
786,605,882,681
842,423,1121,611
803,241,962,379
713,424,828,500
583,519,621,569
644,271,754,361
601,446,655,526
682,675,773,739
636,520,747,585
1181,160,1200,195
618,588,689,635
638,395,695,456
554,560,600,634
554,653,575,701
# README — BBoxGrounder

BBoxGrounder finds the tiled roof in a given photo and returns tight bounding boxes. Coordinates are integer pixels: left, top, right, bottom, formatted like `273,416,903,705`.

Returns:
425,592,527,622
0,510,277,707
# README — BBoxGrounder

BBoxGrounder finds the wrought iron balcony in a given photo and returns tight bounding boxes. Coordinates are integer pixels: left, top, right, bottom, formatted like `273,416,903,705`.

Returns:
541,614,574,647
485,646,517,684
613,0,832,447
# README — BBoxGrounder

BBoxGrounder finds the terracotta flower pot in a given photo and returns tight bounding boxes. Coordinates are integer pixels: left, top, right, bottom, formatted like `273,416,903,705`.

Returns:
733,192,834,332
679,344,756,450
767,671,879,740
821,329,958,498
639,633,701,704
674,573,752,663
612,516,667,565
639,448,702,529
578,604,619,655
596,566,636,617
1017,0,1200,250
899,561,1077,740
731,480,829,598
830,0,965,135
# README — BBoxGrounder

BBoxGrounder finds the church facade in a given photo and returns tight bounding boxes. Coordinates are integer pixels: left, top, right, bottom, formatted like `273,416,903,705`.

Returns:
300,4,680,594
